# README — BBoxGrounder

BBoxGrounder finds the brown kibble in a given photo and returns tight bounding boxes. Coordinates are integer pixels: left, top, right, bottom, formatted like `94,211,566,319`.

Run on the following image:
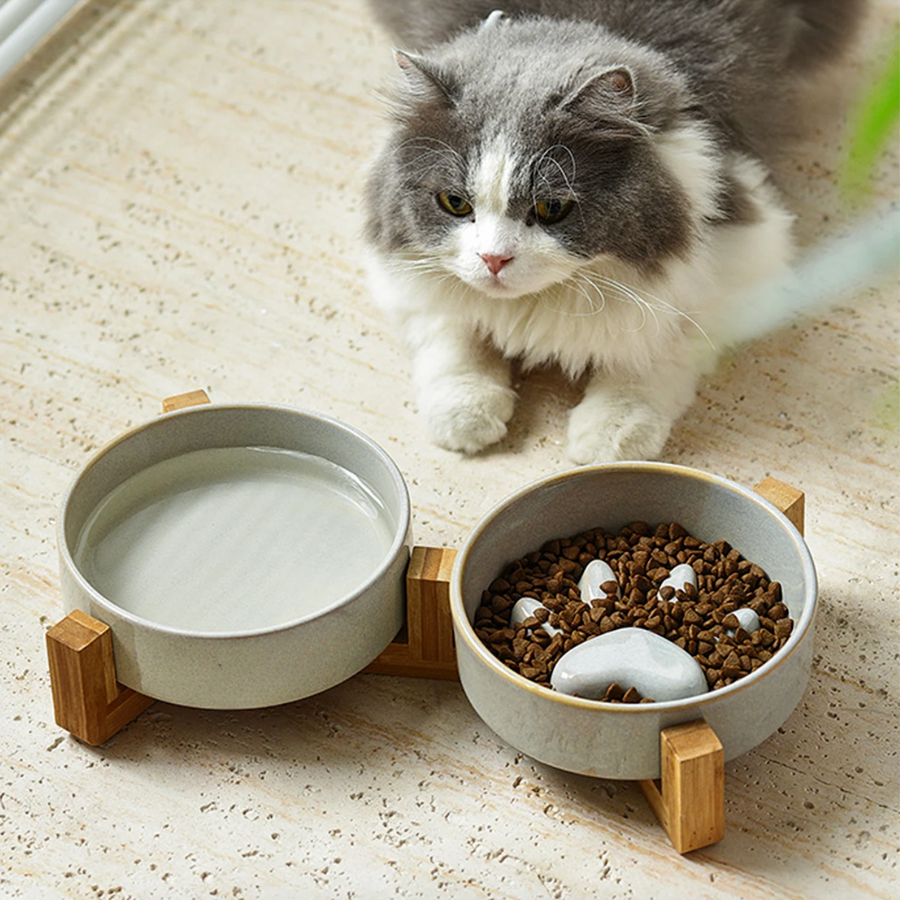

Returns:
622,687,642,703
774,618,793,640
682,608,702,625
546,633,564,655
487,628,515,644
757,629,776,648
478,519,790,700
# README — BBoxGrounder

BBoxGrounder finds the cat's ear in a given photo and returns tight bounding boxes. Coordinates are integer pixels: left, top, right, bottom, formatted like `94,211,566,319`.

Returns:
393,49,456,104
479,10,510,33
561,66,636,119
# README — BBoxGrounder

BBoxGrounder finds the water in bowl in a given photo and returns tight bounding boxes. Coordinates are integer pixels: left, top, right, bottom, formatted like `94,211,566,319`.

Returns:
74,446,396,632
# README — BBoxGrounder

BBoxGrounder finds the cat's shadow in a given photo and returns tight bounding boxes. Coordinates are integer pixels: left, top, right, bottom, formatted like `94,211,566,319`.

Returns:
488,361,586,459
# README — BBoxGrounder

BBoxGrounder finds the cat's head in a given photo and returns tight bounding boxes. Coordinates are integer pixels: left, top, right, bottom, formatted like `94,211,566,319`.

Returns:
365,15,716,299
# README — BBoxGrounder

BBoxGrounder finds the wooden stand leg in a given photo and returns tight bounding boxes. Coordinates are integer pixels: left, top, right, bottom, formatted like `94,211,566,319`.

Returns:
638,720,725,854
162,389,211,412
754,477,805,535
46,609,155,746
364,546,459,680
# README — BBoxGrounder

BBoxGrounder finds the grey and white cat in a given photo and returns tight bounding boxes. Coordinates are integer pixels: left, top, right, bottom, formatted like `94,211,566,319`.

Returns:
363,0,864,462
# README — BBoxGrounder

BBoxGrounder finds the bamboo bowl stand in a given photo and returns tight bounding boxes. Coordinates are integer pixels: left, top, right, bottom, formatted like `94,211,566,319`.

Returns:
46,393,805,855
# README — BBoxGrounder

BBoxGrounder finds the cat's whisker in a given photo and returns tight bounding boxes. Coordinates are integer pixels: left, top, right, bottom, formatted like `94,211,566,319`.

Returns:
568,272,608,315
533,145,579,202
597,276,657,333
537,270,608,318
392,136,465,163
391,137,467,182
640,293,716,349
583,271,716,348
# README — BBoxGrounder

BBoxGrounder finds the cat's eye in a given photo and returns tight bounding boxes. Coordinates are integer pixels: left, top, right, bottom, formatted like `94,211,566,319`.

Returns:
534,198,574,224
437,191,474,217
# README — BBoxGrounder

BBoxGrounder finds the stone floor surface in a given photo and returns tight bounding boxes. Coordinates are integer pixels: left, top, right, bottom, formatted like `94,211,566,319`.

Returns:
0,1,897,898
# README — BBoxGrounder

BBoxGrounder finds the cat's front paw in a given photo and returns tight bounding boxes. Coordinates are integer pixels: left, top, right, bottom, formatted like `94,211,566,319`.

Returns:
567,392,673,463
420,376,516,454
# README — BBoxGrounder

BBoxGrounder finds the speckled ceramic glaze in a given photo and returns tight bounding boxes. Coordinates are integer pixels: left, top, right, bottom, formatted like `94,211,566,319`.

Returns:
58,404,411,709
450,464,817,781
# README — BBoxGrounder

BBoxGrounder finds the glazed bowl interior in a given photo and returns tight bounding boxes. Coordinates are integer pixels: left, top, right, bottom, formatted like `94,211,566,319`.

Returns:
451,463,817,779
58,404,411,708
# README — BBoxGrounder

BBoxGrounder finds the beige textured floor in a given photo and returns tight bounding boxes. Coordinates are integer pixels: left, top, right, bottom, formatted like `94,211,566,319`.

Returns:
1,1,897,897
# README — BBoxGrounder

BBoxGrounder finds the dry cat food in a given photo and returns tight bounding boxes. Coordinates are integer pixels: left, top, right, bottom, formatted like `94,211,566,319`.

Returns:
474,521,794,701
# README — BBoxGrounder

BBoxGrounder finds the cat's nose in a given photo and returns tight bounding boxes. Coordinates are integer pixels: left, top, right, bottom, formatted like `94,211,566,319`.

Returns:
480,253,514,276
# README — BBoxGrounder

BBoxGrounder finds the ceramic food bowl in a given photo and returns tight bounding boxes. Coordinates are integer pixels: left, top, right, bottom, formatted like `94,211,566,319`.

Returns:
450,463,817,781
58,403,411,709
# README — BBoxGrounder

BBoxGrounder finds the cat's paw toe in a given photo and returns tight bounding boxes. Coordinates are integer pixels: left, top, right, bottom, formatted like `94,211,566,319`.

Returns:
567,395,672,463
422,378,516,454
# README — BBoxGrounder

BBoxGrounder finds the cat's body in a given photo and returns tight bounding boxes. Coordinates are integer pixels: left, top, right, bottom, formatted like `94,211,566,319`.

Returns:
363,0,864,462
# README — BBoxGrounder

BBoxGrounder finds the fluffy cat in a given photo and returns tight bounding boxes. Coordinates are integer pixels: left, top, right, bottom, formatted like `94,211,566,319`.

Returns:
363,0,865,462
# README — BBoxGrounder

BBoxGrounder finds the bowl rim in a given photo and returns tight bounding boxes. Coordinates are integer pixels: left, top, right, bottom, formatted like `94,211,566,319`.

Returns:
450,461,818,714
58,402,412,640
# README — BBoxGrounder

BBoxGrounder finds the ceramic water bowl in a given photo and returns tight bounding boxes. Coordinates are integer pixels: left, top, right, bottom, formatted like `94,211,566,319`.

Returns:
57,402,411,709
450,463,817,781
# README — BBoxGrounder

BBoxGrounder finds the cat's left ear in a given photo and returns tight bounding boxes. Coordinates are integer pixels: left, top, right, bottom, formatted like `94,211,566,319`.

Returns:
561,66,636,118
393,49,456,104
